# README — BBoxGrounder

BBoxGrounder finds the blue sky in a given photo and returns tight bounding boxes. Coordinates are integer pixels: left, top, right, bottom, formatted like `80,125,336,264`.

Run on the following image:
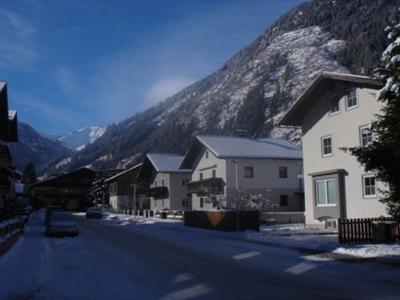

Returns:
0,0,304,135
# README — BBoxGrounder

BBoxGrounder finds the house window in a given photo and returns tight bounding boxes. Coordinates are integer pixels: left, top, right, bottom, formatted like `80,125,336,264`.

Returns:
329,96,340,114
279,167,288,178
212,169,216,178
360,125,373,147
182,179,186,186
321,136,333,157
182,199,186,207
162,199,165,207
244,166,254,178
161,179,165,187
154,181,157,187
346,88,358,109
200,197,204,208
280,195,288,206
315,179,337,206
200,172,203,181
363,175,376,197
205,151,209,159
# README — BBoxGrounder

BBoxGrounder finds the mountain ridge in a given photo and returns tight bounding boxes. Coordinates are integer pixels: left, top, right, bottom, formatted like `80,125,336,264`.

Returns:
48,0,400,173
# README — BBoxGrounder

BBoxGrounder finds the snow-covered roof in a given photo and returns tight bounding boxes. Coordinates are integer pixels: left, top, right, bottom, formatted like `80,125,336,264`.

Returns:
147,153,191,173
279,72,383,126
196,135,302,160
8,110,16,119
104,163,142,183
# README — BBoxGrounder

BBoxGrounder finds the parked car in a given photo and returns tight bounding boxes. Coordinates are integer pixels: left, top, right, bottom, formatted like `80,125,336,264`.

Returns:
86,207,103,219
46,211,79,237
45,205,63,225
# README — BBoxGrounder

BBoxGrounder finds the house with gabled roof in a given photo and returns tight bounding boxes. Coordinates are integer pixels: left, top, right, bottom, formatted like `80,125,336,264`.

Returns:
29,167,96,211
180,135,304,212
104,163,146,212
0,81,18,143
138,153,191,211
279,72,388,228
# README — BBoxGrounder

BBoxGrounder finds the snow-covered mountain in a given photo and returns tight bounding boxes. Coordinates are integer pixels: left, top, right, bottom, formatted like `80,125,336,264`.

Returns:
50,0,399,173
7,122,73,174
58,126,106,151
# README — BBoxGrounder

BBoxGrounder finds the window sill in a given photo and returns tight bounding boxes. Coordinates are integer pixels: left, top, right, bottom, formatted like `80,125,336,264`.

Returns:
316,204,337,208
346,105,359,111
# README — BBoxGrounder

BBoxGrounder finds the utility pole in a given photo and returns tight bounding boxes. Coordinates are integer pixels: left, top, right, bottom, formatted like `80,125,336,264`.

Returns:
230,159,240,231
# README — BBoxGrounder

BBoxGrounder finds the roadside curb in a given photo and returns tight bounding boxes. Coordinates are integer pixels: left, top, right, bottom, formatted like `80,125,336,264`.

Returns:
0,232,22,256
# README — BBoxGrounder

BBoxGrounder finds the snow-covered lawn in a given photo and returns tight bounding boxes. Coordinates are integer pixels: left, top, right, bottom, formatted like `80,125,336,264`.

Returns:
246,224,400,260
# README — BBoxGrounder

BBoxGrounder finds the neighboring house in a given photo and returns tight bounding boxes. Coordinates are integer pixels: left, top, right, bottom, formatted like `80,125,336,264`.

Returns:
29,167,96,211
0,81,18,217
279,72,387,228
0,81,18,143
105,164,148,212
138,154,191,211
180,135,303,211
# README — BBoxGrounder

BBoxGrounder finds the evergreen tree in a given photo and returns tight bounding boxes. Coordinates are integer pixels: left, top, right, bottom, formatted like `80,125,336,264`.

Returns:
22,162,37,187
347,18,400,220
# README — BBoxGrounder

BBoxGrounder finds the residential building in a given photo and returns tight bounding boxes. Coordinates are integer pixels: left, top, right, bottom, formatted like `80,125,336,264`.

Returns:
0,81,18,217
29,167,96,211
105,164,149,212
0,81,18,143
180,135,303,211
279,72,387,227
138,154,191,211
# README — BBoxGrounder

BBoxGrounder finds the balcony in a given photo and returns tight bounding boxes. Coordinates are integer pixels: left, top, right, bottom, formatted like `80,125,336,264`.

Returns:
149,186,169,199
187,178,224,196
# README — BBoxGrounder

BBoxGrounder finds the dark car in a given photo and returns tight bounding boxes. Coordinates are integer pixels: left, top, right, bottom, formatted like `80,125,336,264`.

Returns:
45,205,63,225
86,207,103,219
46,211,79,237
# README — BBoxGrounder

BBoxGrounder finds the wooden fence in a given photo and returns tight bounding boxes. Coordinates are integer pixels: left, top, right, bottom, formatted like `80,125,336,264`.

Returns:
338,217,399,244
0,216,27,256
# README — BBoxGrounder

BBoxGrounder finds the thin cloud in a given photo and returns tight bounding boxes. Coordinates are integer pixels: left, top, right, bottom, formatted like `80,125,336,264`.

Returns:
0,8,37,71
145,78,194,106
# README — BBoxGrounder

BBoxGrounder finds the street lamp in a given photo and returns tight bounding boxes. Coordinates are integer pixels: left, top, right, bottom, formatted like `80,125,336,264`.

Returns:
230,159,240,231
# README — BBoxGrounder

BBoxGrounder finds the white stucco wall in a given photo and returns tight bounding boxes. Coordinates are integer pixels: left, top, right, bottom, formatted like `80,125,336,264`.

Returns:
150,172,191,211
302,87,388,226
190,148,303,211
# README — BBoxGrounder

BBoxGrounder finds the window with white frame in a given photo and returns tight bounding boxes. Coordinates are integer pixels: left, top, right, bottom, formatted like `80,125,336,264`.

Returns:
363,175,376,197
329,96,340,114
346,88,358,109
360,125,373,147
315,178,337,206
205,151,209,159
321,136,333,156
212,169,216,178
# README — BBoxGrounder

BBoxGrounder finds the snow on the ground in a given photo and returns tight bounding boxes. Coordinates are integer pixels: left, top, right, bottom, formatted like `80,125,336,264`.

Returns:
102,212,182,226
246,223,400,259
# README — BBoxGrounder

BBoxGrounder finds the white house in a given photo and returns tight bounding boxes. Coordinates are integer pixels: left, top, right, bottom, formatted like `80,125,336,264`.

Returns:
279,72,388,228
138,153,192,211
180,135,303,212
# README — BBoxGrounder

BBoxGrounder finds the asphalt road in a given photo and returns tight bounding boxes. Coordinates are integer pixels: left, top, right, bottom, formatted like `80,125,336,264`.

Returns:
69,215,400,300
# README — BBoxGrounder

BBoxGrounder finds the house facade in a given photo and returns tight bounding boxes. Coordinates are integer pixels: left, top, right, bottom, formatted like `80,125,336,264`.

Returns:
0,81,19,218
138,154,191,211
29,167,96,211
105,164,148,212
279,72,387,227
180,135,303,211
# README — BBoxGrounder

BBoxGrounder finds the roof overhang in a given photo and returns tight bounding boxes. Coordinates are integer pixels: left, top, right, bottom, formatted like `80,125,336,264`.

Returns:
278,72,383,127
